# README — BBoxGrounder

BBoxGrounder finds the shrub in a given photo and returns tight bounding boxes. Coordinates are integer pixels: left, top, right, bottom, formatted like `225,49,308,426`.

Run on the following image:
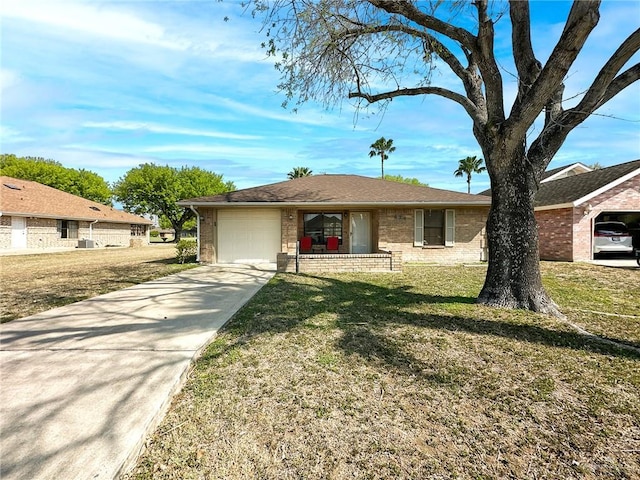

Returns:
175,239,197,264
150,230,160,238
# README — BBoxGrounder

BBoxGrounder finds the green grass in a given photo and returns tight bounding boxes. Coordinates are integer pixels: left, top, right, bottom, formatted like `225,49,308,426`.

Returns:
126,262,640,480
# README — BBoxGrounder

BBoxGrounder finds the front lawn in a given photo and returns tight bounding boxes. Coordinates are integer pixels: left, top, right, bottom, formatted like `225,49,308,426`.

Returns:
128,263,640,479
0,245,197,322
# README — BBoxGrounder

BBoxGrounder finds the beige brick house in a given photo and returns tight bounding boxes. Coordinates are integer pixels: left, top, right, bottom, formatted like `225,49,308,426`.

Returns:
533,160,640,261
0,176,151,251
178,174,491,272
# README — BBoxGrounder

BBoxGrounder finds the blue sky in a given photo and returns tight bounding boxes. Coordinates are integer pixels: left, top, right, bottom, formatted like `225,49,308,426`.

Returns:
1,1,639,193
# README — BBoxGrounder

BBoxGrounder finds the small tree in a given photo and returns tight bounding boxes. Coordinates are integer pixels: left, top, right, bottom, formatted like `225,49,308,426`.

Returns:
114,164,234,241
287,166,313,179
454,156,486,193
369,137,396,179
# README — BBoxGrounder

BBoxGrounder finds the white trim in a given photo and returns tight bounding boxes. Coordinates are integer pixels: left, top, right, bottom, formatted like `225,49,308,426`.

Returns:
540,163,592,183
534,203,574,212
414,209,424,246
445,209,455,247
573,168,640,207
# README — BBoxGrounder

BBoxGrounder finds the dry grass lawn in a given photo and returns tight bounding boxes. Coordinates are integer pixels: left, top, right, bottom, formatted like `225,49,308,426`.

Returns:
0,245,197,322
128,262,640,480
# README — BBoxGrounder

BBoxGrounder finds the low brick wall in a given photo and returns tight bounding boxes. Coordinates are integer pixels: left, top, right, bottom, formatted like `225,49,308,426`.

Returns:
277,251,402,273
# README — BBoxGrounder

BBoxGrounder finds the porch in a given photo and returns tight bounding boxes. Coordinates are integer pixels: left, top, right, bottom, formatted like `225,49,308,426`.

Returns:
276,250,403,273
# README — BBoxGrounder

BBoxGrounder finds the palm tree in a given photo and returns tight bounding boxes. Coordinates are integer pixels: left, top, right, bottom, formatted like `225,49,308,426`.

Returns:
287,166,313,179
369,137,396,179
454,156,486,193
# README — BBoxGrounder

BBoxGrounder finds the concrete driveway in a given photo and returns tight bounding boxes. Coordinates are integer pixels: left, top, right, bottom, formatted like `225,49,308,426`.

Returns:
0,264,275,480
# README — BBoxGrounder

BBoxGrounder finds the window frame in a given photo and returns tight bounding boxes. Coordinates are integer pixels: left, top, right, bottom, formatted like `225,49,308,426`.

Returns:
303,212,343,246
131,224,147,237
58,219,79,239
414,209,455,247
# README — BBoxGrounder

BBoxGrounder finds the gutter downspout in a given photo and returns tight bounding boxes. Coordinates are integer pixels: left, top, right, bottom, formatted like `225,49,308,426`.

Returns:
89,219,99,240
189,205,200,262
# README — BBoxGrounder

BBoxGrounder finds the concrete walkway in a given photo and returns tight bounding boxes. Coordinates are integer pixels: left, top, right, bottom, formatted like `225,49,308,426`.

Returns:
0,264,275,480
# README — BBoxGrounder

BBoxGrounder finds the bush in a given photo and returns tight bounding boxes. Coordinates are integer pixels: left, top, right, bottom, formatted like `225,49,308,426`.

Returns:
175,239,198,264
150,230,160,238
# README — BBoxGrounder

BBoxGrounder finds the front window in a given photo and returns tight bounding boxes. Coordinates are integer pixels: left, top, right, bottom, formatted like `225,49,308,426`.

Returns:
58,220,78,239
414,209,455,246
131,224,147,236
303,213,343,245
424,209,444,245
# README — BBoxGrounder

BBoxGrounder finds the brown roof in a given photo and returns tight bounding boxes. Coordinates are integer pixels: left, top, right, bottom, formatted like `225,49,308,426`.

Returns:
0,176,151,224
534,159,640,208
179,174,491,207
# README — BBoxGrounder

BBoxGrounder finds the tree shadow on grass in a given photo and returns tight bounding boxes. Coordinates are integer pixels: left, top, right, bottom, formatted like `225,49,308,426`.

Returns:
218,273,640,367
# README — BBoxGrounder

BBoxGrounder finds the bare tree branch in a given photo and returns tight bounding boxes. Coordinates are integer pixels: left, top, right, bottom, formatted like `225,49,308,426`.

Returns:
507,1,601,136
367,0,477,51
474,0,505,124
573,28,640,113
348,86,480,121
509,0,542,110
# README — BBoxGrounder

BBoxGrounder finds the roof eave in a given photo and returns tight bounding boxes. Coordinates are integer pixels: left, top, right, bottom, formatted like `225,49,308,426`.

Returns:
534,203,575,211
178,200,491,208
0,211,152,224
572,167,640,207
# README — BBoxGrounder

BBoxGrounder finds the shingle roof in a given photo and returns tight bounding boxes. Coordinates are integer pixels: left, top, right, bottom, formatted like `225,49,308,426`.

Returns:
534,159,640,208
540,162,591,182
0,176,151,224
179,174,491,207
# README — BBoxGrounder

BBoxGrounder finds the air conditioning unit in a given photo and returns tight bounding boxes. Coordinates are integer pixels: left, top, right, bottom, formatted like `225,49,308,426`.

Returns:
78,239,95,248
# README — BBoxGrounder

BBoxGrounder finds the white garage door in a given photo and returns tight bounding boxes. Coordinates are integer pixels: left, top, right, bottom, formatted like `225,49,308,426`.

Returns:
218,209,281,263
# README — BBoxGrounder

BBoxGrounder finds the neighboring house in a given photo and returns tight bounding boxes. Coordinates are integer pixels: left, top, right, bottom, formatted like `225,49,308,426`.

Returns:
0,176,152,250
533,159,640,261
178,174,491,272
540,162,593,183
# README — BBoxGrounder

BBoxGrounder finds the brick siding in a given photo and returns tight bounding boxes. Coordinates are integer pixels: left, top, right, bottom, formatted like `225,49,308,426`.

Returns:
199,206,488,269
0,216,147,250
536,175,640,261
377,207,489,263
277,251,402,273
536,208,574,261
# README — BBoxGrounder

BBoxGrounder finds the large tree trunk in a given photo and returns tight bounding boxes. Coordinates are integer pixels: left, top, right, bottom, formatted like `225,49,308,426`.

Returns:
477,149,562,317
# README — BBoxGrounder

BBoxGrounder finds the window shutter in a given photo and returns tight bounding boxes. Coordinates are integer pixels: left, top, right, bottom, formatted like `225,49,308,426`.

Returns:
445,209,455,246
414,209,424,246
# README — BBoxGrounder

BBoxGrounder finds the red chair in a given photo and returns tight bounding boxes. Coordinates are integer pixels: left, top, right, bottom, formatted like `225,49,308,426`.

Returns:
326,236,339,252
300,236,312,252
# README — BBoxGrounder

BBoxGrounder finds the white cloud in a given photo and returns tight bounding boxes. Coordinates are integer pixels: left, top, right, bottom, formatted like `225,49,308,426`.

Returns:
0,0,188,51
0,125,32,143
82,121,263,141
0,69,21,91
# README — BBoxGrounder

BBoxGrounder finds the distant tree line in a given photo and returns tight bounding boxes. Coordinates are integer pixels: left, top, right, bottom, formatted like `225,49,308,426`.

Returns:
1,154,113,205
0,154,235,241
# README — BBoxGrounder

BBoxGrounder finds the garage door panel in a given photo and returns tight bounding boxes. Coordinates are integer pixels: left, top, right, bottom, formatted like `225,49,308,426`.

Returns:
218,209,281,263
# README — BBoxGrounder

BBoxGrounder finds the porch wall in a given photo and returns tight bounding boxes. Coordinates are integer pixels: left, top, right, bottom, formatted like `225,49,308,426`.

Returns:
377,207,488,263
277,251,402,273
